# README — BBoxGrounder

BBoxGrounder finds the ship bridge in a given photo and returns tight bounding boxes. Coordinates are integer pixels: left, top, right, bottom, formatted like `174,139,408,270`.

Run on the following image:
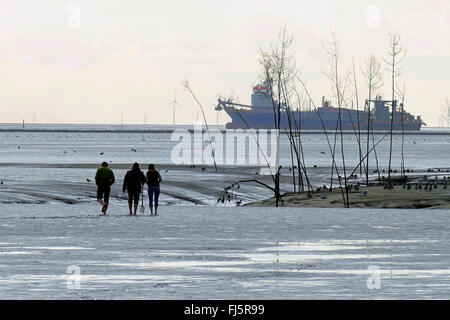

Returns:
251,85,273,109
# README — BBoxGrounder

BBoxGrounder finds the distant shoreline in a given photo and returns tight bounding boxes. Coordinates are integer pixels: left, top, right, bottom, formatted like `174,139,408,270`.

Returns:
1,128,450,135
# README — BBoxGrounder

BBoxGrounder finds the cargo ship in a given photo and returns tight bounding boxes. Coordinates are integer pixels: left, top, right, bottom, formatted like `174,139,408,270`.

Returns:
217,80,425,131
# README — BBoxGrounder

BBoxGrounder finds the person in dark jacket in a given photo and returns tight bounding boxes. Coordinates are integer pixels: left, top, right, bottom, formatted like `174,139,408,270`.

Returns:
146,164,162,215
122,162,146,215
95,162,115,215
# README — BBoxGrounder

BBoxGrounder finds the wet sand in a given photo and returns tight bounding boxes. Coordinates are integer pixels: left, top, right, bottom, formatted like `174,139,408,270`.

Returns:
1,162,449,209
1,204,450,299
0,163,283,206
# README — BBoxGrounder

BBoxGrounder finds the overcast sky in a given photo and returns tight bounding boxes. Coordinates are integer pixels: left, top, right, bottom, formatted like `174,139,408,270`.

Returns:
0,0,449,126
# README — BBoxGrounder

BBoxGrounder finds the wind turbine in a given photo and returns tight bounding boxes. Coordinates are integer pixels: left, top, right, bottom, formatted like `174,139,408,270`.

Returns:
169,90,182,126
445,98,450,128
209,102,222,127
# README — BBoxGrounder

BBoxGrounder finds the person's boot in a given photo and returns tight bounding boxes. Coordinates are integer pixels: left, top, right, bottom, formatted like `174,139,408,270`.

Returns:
102,203,108,215
98,199,105,213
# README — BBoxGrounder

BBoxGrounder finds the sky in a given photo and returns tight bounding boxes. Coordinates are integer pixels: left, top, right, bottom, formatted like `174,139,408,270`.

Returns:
0,0,449,126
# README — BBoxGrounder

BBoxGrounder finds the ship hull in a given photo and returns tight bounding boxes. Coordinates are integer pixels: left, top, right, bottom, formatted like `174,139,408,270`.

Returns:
224,107,422,131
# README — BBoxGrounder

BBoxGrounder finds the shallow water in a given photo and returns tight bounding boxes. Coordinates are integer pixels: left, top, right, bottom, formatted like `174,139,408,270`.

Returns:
0,204,449,299
1,124,449,169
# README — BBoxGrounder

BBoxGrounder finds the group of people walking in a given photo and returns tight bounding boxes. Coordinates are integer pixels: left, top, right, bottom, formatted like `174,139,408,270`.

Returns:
95,162,162,216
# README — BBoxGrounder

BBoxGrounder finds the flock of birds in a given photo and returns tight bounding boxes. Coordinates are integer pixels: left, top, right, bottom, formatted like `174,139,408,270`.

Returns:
316,183,361,193
373,168,450,174
314,177,449,193
402,177,449,191
216,172,450,206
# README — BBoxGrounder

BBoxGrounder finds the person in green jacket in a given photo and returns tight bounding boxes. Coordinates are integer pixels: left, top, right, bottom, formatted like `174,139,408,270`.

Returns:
95,162,115,215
